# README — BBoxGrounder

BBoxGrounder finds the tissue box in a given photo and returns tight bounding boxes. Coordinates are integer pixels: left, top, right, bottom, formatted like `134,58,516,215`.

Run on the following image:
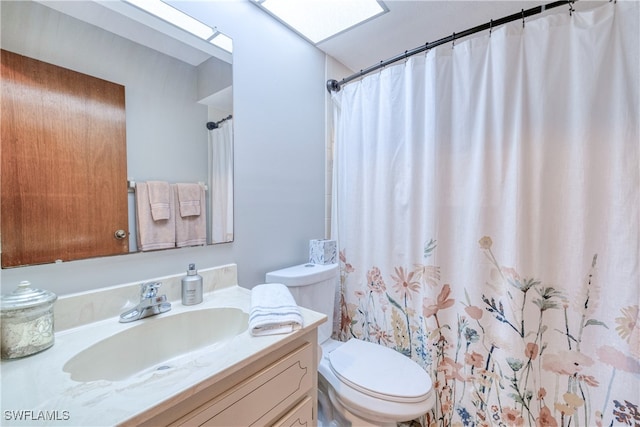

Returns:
309,239,337,265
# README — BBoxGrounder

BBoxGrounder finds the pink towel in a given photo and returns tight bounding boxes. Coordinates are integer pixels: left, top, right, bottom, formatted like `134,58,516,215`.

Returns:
136,182,176,251
176,183,202,217
173,184,206,247
147,181,171,220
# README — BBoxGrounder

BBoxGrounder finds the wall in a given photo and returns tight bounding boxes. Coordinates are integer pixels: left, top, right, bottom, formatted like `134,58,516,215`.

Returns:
0,0,326,295
208,0,327,284
197,56,233,103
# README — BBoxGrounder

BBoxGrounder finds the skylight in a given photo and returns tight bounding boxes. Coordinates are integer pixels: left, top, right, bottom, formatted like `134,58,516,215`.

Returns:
251,0,387,44
125,0,232,53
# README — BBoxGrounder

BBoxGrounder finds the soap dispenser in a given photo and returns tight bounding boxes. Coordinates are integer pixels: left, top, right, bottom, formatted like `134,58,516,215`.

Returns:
181,263,203,305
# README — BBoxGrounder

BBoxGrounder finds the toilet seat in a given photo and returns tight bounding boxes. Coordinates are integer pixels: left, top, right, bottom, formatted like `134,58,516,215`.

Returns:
328,339,432,403
319,339,435,424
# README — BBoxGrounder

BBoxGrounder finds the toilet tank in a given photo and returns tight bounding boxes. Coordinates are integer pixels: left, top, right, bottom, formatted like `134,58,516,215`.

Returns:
265,263,338,343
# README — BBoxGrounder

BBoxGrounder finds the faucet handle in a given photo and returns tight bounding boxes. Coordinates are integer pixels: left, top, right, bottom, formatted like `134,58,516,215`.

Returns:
140,281,161,299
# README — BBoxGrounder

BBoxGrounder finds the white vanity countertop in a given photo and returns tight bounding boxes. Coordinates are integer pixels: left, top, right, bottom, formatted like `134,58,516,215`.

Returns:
0,285,326,427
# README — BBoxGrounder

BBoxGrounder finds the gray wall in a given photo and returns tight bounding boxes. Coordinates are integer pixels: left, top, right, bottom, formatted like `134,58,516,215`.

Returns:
0,1,326,295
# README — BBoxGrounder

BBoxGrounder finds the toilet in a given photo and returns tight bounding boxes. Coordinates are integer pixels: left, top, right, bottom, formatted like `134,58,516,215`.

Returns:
266,263,435,427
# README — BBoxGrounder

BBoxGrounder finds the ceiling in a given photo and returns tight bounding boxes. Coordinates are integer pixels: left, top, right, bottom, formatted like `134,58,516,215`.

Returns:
312,0,607,73
32,0,232,66
34,0,607,74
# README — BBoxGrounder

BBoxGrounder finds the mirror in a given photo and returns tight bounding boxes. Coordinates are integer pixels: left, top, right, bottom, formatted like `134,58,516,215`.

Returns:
0,0,233,268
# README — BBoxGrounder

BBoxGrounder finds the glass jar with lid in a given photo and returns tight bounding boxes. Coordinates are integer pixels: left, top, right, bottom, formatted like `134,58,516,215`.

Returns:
1,281,57,359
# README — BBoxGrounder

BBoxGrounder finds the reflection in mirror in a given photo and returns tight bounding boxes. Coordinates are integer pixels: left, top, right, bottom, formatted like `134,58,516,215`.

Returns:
207,115,234,244
0,0,233,268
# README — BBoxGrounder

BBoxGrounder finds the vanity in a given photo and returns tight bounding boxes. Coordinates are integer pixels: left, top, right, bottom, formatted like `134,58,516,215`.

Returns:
0,264,325,426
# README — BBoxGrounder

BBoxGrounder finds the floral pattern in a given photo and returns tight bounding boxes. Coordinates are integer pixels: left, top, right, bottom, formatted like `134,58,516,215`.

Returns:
336,238,640,427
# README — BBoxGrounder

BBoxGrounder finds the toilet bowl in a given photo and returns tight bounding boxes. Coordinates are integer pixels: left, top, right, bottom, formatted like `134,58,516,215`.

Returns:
319,338,435,426
266,263,435,426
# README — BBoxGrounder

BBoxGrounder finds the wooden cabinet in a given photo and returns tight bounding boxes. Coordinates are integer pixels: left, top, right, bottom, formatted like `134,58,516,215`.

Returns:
176,342,313,426
272,396,313,427
129,330,318,427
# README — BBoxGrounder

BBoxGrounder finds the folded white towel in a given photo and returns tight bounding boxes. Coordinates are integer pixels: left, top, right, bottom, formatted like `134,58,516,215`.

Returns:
250,283,303,336
176,183,202,217
147,181,171,221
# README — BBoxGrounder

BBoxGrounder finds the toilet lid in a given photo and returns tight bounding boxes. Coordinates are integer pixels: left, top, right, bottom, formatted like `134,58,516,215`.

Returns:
328,339,432,403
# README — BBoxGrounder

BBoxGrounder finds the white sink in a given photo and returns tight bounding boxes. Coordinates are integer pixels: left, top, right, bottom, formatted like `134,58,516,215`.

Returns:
63,307,248,382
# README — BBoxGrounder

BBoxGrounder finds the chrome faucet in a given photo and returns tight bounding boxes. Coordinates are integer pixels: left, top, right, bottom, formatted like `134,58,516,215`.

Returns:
119,281,172,323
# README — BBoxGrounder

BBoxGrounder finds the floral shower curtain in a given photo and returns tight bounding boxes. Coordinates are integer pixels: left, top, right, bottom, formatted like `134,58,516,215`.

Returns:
331,3,639,426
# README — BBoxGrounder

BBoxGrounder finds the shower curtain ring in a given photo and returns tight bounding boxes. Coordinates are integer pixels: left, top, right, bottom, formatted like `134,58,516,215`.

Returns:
452,32,455,49
569,2,575,15
489,19,493,36
521,9,525,27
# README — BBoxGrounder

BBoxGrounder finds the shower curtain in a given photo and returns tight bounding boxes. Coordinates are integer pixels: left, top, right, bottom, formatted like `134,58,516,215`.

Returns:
331,3,638,426
208,118,234,243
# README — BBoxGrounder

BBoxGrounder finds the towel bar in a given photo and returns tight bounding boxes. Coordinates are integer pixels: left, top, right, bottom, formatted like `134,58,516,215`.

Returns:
127,179,208,193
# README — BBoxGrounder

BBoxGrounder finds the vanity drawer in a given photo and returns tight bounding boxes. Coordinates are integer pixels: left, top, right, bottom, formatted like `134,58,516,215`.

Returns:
272,395,313,427
176,341,313,426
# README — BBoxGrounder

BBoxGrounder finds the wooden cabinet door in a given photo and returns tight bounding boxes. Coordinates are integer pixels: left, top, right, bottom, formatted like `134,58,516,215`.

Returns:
1,49,128,267
272,396,313,427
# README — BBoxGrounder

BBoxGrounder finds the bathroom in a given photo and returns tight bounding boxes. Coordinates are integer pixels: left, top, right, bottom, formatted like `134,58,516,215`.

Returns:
1,1,638,426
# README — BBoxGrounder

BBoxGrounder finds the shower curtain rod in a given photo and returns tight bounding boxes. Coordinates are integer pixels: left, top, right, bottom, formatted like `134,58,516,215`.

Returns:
206,114,232,130
326,0,575,92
